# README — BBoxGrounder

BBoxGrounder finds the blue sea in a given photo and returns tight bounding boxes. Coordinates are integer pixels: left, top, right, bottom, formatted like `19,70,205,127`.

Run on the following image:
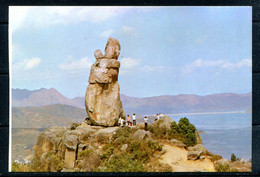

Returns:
170,113,252,161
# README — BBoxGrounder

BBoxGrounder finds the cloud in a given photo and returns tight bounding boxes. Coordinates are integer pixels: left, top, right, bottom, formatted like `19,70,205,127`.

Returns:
59,56,93,71
13,58,41,71
100,29,114,38
10,7,130,32
121,26,136,36
119,57,140,74
9,6,31,32
182,58,252,74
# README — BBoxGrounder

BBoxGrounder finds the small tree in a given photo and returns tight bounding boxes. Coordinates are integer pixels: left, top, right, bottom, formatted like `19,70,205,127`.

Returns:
231,153,237,162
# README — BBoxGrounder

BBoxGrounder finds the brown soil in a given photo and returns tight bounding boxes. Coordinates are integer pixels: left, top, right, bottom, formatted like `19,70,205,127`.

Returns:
159,144,215,172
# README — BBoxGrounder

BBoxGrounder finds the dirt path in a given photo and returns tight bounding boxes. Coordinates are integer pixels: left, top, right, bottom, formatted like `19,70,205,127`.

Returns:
159,144,215,172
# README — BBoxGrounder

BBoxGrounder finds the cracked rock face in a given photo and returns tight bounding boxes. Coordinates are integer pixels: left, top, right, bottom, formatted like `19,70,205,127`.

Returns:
85,37,125,126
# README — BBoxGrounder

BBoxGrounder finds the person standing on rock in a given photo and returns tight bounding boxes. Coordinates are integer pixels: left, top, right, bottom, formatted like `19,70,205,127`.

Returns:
132,113,136,126
159,113,163,119
120,117,124,127
118,117,122,126
144,116,148,131
155,113,159,121
127,115,131,126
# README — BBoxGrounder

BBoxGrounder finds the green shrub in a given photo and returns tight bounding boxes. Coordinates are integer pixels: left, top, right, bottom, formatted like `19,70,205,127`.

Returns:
100,145,114,160
11,161,28,172
100,153,146,172
28,158,44,172
148,140,162,151
231,153,237,162
149,117,197,147
79,148,94,157
169,117,197,147
215,164,230,172
215,163,238,172
97,133,109,144
96,126,166,172
49,154,63,172
113,127,136,140
210,154,223,162
149,124,170,139
78,150,100,172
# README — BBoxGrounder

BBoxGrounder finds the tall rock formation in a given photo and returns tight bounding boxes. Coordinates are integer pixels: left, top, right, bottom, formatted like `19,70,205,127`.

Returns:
85,37,125,126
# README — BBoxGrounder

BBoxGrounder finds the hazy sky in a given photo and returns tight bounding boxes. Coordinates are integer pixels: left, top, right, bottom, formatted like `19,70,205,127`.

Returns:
10,6,252,98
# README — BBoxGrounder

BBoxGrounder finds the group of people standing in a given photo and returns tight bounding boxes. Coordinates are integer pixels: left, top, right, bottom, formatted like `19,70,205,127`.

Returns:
118,113,136,127
118,113,164,131
155,113,163,121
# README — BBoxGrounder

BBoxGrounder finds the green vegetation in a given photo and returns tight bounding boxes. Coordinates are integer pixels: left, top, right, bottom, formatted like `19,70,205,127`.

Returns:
231,153,237,162
149,117,197,147
210,154,223,162
96,127,169,172
11,161,29,172
12,104,85,129
12,151,64,172
230,153,241,162
215,164,238,172
12,117,202,172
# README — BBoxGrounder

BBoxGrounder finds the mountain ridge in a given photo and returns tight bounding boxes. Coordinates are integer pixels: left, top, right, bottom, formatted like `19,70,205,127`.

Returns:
12,88,252,114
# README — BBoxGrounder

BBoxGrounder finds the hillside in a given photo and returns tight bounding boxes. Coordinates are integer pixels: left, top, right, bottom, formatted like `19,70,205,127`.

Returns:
12,104,85,128
121,93,252,114
12,88,252,114
12,88,84,108
12,116,251,172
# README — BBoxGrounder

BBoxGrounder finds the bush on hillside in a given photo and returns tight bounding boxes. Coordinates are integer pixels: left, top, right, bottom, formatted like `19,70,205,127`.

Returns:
231,153,237,162
149,117,197,147
215,163,238,172
209,154,223,162
95,126,166,172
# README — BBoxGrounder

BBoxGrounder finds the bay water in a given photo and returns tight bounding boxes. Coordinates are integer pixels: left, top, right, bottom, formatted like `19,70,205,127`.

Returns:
170,113,252,161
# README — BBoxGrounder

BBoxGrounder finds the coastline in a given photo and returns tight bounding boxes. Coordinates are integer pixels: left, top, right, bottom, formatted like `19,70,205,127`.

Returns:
166,111,247,116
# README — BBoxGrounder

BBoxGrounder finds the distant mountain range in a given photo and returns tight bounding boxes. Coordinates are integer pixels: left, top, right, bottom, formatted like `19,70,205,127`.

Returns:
12,104,85,128
12,88,84,109
12,88,252,115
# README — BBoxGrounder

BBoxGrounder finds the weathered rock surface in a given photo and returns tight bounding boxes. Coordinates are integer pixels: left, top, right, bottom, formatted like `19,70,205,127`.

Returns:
187,144,209,161
33,124,121,171
170,139,186,148
94,126,119,137
214,158,229,166
34,126,67,158
94,49,104,59
229,160,251,172
188,144,208,155
187,150,203,160
85,37,124,126
150,115,175,130
132,129,151,140
195,130,203,144
104,37,121,59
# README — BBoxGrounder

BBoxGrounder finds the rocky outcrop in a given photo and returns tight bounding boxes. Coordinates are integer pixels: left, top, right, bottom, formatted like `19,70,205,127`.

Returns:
195,130,202,144
170,139,186,148
150,115,175,130
229,159,251,172
187,144,208,160
187,151,203,160
132,129,151,141
85,37,125,126
214,158,229,166
33,124,120,172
